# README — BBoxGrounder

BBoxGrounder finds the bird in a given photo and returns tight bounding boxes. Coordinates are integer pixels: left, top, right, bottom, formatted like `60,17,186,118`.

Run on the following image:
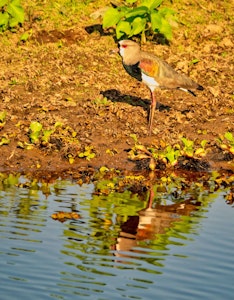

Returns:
117,39,204,135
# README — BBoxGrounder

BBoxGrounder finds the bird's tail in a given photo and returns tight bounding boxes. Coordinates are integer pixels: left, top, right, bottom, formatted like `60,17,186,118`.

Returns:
178,84,204,97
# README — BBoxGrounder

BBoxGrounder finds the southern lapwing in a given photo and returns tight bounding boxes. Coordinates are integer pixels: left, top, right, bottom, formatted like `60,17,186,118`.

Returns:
118,40,204,134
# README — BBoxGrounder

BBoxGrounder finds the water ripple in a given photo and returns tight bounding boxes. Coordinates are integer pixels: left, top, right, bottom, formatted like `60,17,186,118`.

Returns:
0,179,234,299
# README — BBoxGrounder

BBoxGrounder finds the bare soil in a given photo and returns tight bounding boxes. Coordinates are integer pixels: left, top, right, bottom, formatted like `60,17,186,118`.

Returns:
0,1,233,178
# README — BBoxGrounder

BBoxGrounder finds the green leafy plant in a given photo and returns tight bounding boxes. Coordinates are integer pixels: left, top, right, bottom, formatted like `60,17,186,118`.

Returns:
20,29,32,42
0,134,10,146
0,0,24,32
128,138,180,170
27,121,63,146
21,121,96,164
181,137,207,158
29,121,43,144
0,111,7,129
128,136,208,170
217,132,234,155
67,145,96,164
78,145,96,161
102,0,175,42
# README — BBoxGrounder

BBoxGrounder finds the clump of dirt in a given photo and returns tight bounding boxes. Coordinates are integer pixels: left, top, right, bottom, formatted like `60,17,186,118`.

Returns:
0,0,233,178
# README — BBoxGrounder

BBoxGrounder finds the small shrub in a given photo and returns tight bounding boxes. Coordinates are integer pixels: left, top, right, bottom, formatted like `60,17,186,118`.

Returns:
102,0,175,42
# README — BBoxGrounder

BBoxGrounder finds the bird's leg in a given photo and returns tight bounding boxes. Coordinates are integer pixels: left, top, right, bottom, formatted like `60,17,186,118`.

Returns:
149,90,157,135
147,187,154,209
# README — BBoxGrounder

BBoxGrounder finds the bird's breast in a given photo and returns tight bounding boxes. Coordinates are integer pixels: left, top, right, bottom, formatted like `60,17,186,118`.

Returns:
141,73,160,92
123,62,142,82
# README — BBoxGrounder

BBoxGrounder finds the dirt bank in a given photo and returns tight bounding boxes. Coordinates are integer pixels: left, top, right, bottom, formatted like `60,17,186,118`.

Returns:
0,1,233,178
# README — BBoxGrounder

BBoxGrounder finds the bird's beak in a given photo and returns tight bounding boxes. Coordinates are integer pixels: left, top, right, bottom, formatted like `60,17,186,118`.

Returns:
109,47,119,55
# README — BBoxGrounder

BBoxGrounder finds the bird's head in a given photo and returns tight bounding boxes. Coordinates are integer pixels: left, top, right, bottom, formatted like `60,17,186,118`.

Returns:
118,40,141,65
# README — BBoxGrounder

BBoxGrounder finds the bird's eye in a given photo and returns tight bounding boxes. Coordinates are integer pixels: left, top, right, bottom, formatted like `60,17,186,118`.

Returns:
122,44,127,48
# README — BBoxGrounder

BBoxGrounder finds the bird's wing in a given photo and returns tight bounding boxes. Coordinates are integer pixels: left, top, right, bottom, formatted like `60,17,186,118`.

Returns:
139,58,159,78
140,53,201,90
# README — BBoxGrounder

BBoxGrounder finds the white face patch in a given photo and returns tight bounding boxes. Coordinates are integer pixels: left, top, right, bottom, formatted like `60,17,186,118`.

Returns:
141,73,160,92
119,46,125,58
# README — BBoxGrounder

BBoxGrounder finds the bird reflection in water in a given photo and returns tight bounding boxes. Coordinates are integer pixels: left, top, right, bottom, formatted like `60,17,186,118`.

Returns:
112,187,201,256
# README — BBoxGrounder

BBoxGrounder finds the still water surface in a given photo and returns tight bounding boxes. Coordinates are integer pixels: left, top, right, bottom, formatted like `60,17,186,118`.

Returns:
0,176,233,299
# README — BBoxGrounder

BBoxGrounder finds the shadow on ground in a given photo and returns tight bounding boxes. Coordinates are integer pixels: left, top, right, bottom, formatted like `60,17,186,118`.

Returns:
101,89,171,113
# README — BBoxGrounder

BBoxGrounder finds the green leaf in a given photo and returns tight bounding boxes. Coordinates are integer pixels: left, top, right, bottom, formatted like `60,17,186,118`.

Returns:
184,149,194,158
151,8,175,40
9,16,18,28
201,139,208,148
69,156,75,164
42,130,53,142
30,121,43,133
116,20,131,39
125,6,148,19
190,58,200,65
20,31,29,41
54,121,63,128
150,11,162,31
129,16,146,36
14,0,24,5
0,12,9,28
159,18,172,40
126,0,138,3
103,7,122,28
195,148,206,157
0,111,6,122
130,134,138,143
7,1,24,23
0,0,8,7
181,137,194,149
158,7,175,18
166,152,175,163
141,0,163,10
0,136,10,145
30,132,40,144
224,132,234,142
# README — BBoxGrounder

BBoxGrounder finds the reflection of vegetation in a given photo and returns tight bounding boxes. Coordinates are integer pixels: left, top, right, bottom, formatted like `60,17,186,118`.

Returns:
0,173,21,188
51,211,80,222
0,173,48,218
91,176,233,270
57,169,234,273
61,168,234,260
93,167,234,203
0,170,233,272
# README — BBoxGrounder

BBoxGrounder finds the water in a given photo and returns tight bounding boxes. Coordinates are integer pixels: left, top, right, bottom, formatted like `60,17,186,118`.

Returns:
0,175,234,300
